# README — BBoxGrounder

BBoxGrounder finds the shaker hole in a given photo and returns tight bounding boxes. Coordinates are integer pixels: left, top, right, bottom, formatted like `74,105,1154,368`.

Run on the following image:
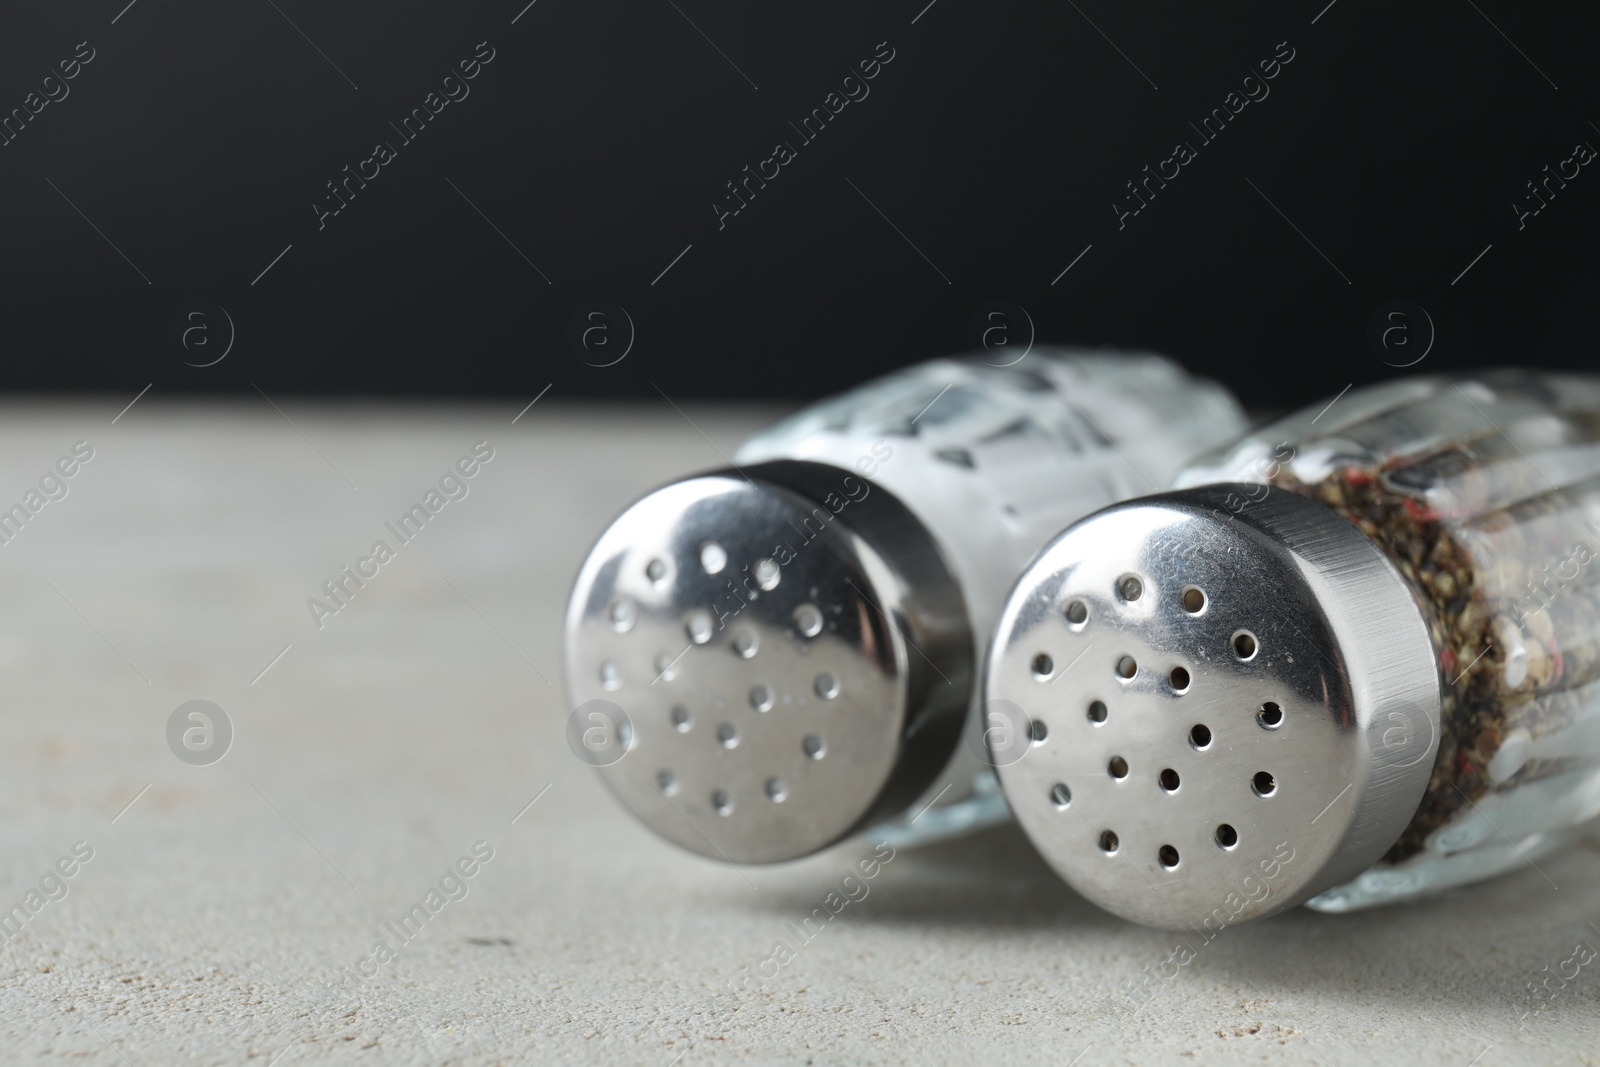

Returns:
1158,844,1181,869
1158,768,1180,792
792,603,825,639
1181,587,1206,613
1233,631,1259,661
1031,653,1054,679
1087,700,1108,724
699,542,727,575
1116,656,1138,680
1049,782,1072,808
1215,823,1239,849
1190,724,1212,749
685,610,714,645
1064,600,1089,625
1252,771,1277,797
1099,830,1119,854
1169,666,1190,692
1108,756,1129,780
1259,701,1283,728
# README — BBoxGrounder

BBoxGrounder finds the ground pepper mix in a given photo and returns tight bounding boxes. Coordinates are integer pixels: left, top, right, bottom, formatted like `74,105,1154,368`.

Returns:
1264,415,1600,862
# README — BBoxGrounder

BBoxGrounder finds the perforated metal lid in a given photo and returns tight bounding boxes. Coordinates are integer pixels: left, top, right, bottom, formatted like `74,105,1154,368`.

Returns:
565,460,972,864
986,485,1441,929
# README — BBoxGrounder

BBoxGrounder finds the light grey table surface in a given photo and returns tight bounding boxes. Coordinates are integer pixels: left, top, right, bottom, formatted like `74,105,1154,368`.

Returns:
0,399,1595,1066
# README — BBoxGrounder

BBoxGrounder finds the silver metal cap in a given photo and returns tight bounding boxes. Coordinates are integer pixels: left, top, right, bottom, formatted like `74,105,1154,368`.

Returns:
986,485,1441,929
566,460,972,864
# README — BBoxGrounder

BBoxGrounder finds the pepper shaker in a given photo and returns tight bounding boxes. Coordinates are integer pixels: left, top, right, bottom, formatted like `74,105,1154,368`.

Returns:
987,370,1600,927
565,350,1245,863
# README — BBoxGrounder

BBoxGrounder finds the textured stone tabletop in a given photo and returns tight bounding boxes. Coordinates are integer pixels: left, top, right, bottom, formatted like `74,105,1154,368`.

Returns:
0,399,1595,1065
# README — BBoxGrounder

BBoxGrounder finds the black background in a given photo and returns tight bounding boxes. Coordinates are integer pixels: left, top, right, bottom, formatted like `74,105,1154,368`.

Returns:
1,0,1594,409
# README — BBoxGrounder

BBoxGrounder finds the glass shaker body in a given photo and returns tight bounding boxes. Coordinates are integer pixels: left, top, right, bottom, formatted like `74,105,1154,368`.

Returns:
986,370,1600,929
734,351,1248,847
1174,370,1600,910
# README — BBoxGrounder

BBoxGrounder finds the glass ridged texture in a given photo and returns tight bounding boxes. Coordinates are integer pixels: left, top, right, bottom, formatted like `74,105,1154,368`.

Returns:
1175,371,1600,910
736,349,1247,846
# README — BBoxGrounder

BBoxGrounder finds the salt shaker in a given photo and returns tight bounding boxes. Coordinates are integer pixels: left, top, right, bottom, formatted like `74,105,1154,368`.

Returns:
565,350,1245,863
987,370,1600,928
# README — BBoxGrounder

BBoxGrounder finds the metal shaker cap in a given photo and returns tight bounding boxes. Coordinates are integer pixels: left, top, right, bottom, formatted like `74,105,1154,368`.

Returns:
566,460,972,864
985,485,1441,928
